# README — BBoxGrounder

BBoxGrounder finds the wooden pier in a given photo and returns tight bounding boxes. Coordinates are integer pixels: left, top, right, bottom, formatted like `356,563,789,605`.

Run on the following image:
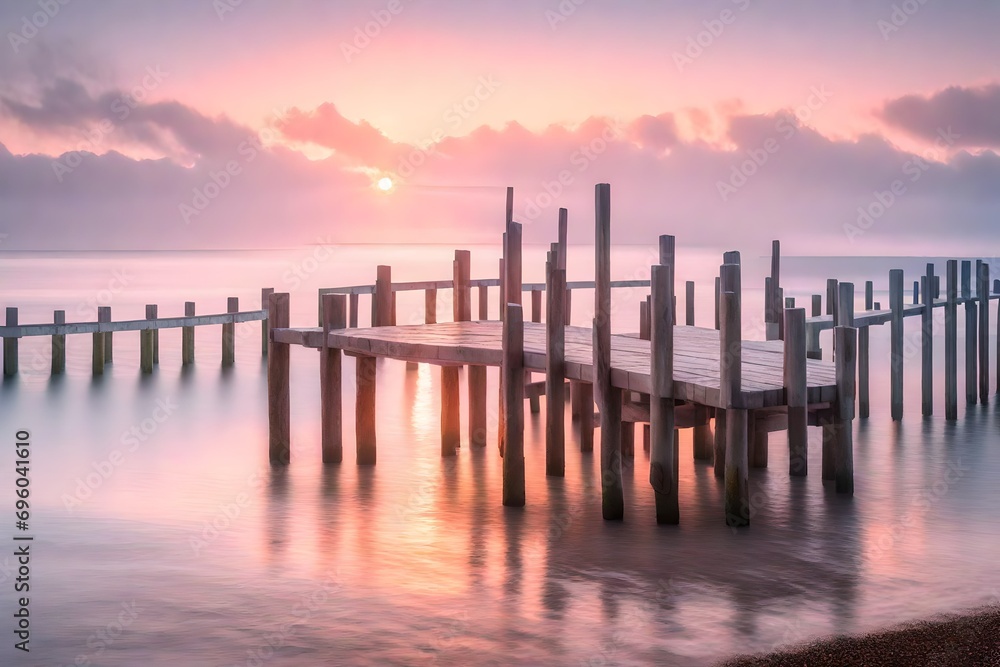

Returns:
0,292,271,375
264,183,1000,527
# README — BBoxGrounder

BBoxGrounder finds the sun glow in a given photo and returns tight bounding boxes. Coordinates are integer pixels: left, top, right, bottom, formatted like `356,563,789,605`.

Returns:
377,177,394,192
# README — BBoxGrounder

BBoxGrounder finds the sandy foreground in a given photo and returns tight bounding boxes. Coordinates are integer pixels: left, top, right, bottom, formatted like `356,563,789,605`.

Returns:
720,606,1000,666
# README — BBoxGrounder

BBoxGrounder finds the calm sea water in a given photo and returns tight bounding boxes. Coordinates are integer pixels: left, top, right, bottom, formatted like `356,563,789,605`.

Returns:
0,246,998,666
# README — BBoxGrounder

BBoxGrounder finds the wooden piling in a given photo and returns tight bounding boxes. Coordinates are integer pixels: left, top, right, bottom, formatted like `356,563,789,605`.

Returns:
978,262,990,404
826,279,839,320
141,305,155,374
441,366,461,456
913,280,920,305
945,260,958,419
834,325,857,495
714,277,721,330
182,302,195,365
594,183,623,521
921,264,934,416
93,307,108,375
720,262,748,527
102,306,113,363
349,294,359,328
502,303,525,507
478,285,488,321
963,261,977,405
889,269,904,420
650,263,678,524
222,297,238,367
715,252,740,481
685,280,695,326
453,250,472,323
321,294,346,464
51,310,65,375
579,382,594,452
375,265,392,327
356,355,377,465
785,307,808,476
807,294,822,360
268,293,291,464
859,281,872,418
821,416,836,481
3,308,17,376
771,239,782,340
749,411,768,469
261,288,274,356
425,288,437,325
150,304,159,365
546,256,566,476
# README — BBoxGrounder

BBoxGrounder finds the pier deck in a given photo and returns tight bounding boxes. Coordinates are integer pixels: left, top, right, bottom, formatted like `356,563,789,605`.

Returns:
275,322,837,409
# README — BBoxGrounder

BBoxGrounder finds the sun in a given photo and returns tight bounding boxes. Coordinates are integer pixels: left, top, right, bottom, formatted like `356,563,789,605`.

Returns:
377,177,394,192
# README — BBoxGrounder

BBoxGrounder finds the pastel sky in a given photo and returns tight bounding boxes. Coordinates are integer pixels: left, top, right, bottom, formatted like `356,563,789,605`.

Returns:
1,0,999,252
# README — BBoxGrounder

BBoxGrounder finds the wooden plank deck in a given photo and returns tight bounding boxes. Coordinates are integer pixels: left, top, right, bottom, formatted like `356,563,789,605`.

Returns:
273,322,837,410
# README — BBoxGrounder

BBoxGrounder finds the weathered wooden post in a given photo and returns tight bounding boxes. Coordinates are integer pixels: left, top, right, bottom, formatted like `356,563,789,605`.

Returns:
141,305,156,374
222,297,238,367
441,364,461,457
321,294,346,464
4,309,17,376
374,265,392,327
826,279,839,320
834,325,857,495
182,302,195,365
51,310,66,375
721,261,748,527
714,251,740,480
93,306,108,375
349,294,359,328
546,252,566,476
356,353,377,465
150,304,159,365
502,303,525,507
837,282,855,330
996,279,1000,395
650,263,678,524
913,280,920,305
978,261,990,404
685,280,695,326
963,261,977,405
454,250,472,322
765,277,773,341
261,288,274,357
499,220,523,454
945,260,958,419
855,282,870,418
749,411,768,469
714,276,721,330
770,240,782,340
102,306,113,363
594,183,623,521
478,285,488,321
268,292,291,464
889,269,904,420
425,288,437,325
807,294,822,360
921,264,934,415
785,307,808,476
